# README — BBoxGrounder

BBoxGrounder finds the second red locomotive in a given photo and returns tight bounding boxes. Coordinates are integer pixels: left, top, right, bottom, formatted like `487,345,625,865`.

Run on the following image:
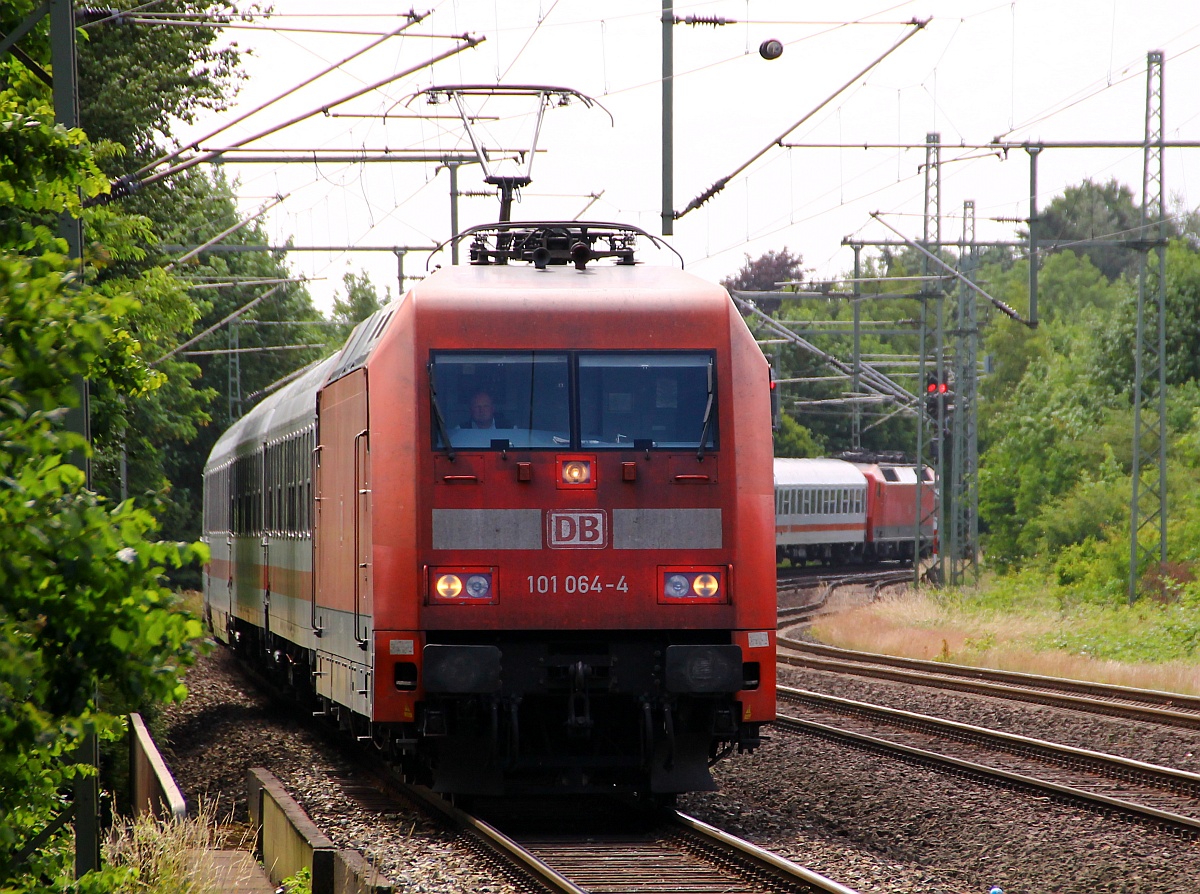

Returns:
202,223,777,795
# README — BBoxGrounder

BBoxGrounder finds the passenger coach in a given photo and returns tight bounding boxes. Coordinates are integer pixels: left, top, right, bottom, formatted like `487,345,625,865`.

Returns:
203,223,777,795
773,454,936,565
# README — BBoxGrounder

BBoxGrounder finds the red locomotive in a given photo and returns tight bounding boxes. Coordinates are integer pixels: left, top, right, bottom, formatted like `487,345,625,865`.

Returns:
202,223,777,795
774,453,936,565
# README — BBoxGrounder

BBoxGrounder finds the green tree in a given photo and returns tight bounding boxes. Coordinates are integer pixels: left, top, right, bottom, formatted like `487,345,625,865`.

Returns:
0,67,107,248
1027,178,1159,283
1095,239,1200,392
56,7,326,547
331,269,387,342
0,253,206,891
773,413,822,458
754,252,925,455
75,2,247,164
1,31,206,891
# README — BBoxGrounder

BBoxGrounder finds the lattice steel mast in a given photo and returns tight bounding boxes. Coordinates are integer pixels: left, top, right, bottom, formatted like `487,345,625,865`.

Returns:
949,201,980,585
1129,51,1169,602
916,133,945,585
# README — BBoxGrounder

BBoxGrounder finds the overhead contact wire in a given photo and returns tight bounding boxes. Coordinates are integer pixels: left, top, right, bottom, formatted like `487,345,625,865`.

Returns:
676,17,930,220
91,34,486,206
128,13,429,181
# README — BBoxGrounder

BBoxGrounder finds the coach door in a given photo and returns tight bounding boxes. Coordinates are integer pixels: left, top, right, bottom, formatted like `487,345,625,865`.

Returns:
353,414,372,648
314,368,372,662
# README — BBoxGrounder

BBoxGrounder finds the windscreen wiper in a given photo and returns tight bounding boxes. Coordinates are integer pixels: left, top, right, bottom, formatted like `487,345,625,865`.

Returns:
696,357,715,460
428,363,456,461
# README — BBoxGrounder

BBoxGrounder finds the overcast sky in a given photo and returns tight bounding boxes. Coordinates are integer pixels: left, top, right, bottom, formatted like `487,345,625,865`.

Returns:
171,1,1200,310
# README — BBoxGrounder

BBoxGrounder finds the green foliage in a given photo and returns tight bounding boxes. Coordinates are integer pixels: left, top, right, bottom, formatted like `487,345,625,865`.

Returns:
76,2,252,160
1031,598,1200,663
935,560,1200,666
745,250,925,453
279,867,313,894
1036,449,1128,558
1026,177,1153,282
0,252,207,890
0,74,109,249
1093,239,1200,394
773,412,822,458
331,269,386,342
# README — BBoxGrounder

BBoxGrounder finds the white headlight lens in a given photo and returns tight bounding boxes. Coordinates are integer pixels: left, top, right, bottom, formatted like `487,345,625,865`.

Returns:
664,574,690,598
561,460,592,484
465,574,491,598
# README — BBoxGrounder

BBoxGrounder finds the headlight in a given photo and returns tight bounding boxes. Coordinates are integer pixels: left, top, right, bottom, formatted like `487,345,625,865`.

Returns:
429,568,496,604
658,567,727,604
556,455,597,489
664,574,690,598
561,460,592,484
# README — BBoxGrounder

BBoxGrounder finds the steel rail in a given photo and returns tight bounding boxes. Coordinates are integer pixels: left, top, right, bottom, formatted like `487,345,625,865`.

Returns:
774,688,1200,835
230,639,864,892
776,637,1200,729
405,783,863,893
671,810,861,894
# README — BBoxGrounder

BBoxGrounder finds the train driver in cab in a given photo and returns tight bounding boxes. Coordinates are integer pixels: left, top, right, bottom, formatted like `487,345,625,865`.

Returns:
465,390,503,429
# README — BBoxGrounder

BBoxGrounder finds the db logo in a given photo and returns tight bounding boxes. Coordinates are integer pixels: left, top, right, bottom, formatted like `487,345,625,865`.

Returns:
546,510,608,549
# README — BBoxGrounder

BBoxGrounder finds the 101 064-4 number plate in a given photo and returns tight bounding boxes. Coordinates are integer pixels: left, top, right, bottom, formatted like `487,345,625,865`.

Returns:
527,574,628,594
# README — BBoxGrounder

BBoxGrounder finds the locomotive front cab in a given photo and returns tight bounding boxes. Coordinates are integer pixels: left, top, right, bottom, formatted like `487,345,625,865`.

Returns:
417,347,762,792
377,255,777,796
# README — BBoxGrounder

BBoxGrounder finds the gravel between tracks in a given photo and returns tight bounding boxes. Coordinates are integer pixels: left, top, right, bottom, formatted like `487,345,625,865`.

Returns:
162,643,1200,894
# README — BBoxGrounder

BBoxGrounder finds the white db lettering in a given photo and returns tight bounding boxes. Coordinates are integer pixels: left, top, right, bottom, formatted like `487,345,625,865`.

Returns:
547,510,607,549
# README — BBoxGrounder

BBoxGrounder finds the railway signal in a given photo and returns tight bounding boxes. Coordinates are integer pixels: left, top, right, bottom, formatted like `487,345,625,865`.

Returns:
924,374,950,418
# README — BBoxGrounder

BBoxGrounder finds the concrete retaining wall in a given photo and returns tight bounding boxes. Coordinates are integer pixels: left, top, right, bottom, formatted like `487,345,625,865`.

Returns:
246,767,392,894
129,713,186,820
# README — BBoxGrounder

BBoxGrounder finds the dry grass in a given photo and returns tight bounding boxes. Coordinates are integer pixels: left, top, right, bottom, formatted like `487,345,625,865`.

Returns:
176,588,205,614
810,589,1200,696
103,800,257,894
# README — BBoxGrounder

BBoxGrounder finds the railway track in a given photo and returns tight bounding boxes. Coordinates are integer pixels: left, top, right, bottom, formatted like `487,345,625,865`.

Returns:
375,782,863,894
777,635,1200,730
776,685,1200,836
776,569,912,624
239,644,863,892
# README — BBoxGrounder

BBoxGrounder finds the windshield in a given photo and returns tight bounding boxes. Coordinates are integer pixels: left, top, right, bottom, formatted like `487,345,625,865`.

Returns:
431,351,716,450
431,352,570,449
